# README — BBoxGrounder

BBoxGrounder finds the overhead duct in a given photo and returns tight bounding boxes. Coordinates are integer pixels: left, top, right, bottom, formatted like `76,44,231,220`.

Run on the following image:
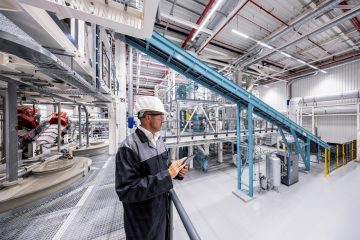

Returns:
233,0,343,67
298,90,360,104
302,106,357,115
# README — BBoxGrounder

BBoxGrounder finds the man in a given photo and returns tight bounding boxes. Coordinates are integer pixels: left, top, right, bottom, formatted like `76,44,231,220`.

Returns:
115,96,189,240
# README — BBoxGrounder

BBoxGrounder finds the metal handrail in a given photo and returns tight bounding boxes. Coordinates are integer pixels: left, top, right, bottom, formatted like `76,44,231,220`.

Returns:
169,189,201,240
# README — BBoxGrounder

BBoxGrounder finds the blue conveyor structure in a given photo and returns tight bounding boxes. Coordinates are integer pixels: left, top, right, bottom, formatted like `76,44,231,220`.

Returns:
125,32,329,196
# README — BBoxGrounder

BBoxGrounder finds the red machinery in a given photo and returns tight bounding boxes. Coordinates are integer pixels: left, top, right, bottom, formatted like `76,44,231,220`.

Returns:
17,106,40,129
49,112,68,126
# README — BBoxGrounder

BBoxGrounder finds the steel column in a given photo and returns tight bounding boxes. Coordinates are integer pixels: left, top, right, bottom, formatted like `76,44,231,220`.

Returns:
290,128,308,169
306,137,310,171
5,83,18,182
236,104,242,190
248,103,253,197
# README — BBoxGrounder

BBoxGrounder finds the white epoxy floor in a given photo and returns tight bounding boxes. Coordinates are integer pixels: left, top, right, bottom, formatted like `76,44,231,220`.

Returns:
173,158,360,240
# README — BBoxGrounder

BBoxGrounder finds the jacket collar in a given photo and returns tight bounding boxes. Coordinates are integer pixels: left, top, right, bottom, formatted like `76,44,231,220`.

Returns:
135,128,148,143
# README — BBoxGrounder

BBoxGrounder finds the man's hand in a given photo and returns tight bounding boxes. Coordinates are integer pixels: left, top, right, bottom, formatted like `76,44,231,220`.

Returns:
178,165,189,178
168,157,186,178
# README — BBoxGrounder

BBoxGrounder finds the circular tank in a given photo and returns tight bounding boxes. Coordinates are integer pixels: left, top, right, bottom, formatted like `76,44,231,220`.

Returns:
271,154,281,187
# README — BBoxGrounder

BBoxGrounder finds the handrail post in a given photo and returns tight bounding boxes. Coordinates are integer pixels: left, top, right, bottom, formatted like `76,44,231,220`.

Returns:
169,195,173,240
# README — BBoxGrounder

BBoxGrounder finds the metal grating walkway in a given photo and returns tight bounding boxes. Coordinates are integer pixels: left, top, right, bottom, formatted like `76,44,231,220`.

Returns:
0,154,124,240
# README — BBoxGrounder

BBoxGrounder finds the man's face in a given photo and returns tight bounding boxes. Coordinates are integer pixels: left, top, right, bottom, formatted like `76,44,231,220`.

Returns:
146,111,164,132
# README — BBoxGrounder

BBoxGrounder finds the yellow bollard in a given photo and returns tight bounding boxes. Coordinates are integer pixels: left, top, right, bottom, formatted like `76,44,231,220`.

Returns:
336,145,339,169
324,148,327,177
328,149,331,175
357,140,358,161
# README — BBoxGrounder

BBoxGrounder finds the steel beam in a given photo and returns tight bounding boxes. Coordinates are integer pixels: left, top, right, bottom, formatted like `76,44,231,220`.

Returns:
290,128,308,170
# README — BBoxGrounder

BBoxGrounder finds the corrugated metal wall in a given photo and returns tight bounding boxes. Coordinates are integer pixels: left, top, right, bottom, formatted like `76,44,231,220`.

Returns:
258,81,287,113
291,61,360,97
258,61,360,143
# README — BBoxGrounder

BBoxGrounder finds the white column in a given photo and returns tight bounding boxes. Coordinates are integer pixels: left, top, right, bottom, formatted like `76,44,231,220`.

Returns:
110,39,127,154
218,142,223,163
170,147,176,161
204,144,209,155
108,101,117,154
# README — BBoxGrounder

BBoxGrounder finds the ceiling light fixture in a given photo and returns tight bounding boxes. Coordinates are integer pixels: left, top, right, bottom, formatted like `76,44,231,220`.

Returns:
296,59,306,64
320,69,327,74
231,29,249,39
308,65,318,70
280,51,291,58
192,0,224,41
258,41,274,49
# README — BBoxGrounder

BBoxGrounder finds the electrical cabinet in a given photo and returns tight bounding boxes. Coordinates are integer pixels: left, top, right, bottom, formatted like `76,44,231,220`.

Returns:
275,151,299,186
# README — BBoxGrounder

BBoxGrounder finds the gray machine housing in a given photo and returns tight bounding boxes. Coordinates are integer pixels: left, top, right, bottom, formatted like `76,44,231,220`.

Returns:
275,151,299,186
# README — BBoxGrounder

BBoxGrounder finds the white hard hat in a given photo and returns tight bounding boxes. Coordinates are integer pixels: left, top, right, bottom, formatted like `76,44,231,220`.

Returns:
134,96,166,117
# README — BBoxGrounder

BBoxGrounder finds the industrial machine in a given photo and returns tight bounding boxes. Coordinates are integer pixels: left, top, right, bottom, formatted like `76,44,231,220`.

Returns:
275,151,299,186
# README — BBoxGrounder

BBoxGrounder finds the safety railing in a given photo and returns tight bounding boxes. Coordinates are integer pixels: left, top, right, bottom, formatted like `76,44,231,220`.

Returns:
169,189,201,240
323,140,357,176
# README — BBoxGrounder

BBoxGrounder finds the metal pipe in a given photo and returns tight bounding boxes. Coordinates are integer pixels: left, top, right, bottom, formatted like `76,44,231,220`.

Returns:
78,105,82,147
181,0,215,48
169,189,201,240
95,25,101,90
58,102,61,152
243,5,360,69
128,46,134,128
197,0,250,53
233,0,343,66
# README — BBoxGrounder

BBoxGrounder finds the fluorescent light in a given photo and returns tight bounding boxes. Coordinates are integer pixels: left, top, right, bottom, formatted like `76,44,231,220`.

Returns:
263,85,269,88
232,29,249,39
295,58,306,64
280,51,291,58
320,69,327,74
308,65,318,70
192,0,224,41
258,41,274,49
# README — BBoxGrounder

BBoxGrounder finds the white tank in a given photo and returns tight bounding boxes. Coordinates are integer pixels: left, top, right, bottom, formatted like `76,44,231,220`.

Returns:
271,154,281,188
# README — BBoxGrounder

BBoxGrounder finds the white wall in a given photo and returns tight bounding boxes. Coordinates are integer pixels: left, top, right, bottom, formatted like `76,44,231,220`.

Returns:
291,60,360,143
257,61,360,143
258,81,287,113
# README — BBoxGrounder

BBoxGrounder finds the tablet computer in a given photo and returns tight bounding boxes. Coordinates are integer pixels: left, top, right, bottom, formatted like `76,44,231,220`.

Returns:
183,155,195,165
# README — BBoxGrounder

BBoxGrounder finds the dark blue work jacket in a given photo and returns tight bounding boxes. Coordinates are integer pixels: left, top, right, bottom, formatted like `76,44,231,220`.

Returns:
115,128,174,240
